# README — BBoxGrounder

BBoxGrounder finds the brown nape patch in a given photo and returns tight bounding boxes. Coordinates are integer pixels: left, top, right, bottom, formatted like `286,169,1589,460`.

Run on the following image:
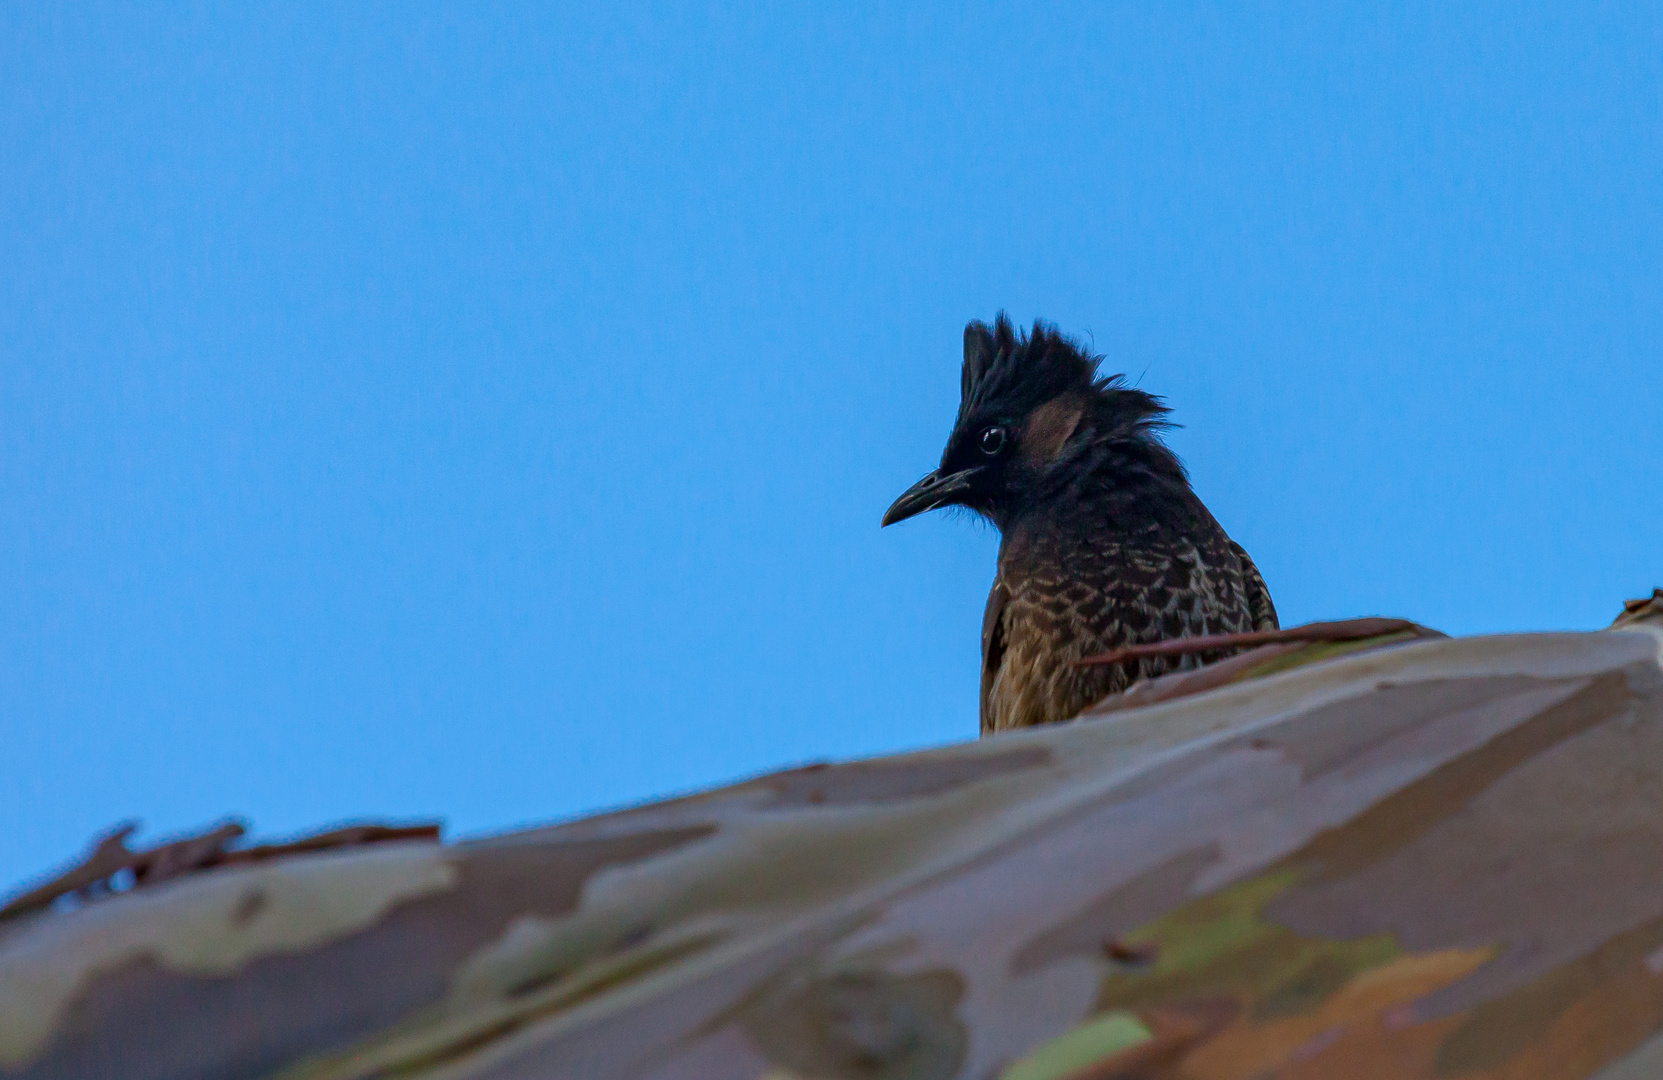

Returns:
1020,395,1085,465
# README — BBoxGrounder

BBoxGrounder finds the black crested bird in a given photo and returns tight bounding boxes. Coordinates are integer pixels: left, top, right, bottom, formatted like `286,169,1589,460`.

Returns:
883,315,1278,735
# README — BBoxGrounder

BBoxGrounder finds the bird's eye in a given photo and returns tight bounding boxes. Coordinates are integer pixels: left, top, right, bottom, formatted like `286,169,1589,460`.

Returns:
978,426,1007,455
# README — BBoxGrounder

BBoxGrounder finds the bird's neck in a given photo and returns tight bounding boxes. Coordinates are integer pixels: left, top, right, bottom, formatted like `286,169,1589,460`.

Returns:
997,439,1196,541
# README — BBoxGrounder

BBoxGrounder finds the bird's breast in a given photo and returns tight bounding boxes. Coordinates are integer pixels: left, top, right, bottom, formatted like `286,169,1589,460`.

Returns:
983,536,1258,733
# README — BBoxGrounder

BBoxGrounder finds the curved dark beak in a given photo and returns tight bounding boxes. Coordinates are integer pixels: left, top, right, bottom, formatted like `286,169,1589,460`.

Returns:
881,467,981,527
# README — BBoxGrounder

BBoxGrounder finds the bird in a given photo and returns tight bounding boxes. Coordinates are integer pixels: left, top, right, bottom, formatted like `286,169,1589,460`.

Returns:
882,314,1278,735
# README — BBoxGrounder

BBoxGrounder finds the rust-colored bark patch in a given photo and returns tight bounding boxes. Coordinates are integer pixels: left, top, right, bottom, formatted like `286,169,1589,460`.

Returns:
1433,905,1663,1073
1175,948,1489,1079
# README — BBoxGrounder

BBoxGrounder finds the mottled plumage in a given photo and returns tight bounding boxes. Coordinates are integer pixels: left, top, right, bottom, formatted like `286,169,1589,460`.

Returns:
884,314,1278,734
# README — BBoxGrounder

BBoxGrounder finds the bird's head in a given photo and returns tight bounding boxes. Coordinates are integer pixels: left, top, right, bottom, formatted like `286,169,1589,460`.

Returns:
882,314,1177,532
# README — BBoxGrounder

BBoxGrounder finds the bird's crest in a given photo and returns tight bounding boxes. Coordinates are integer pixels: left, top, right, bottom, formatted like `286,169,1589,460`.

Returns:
959,314,1170,439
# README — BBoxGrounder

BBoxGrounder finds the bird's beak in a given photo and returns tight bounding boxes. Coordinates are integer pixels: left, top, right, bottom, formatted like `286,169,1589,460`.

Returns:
881,467,981,527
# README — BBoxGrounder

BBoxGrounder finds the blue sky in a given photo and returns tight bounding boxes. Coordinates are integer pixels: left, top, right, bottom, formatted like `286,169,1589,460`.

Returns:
2,3,1659,889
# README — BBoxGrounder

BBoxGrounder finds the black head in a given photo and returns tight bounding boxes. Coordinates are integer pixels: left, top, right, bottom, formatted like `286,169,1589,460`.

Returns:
882,314,1178,531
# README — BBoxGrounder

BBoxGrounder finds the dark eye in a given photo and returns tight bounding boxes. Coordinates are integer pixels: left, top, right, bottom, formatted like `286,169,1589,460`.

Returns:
978,426,1007,455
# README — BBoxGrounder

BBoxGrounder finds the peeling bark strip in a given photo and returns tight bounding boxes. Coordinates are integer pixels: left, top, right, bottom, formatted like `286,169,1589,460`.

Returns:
0,821,441,921
1614,588,1663,626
